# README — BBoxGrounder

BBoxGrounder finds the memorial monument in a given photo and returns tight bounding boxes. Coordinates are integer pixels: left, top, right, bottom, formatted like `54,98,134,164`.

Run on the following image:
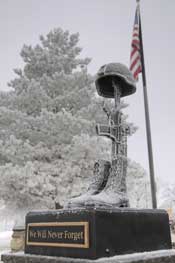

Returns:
66,63,133,209
24,63,171,260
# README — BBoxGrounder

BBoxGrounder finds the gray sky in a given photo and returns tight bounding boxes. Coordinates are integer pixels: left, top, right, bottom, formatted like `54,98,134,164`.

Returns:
1,0,175,184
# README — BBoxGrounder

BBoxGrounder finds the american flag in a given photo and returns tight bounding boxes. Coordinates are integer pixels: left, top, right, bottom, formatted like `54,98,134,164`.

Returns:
130,6,142,81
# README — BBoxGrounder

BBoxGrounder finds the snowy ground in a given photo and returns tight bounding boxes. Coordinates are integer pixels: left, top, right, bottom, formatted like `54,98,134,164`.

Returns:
0,231,12,261
0,230,12,248
1,250,175,263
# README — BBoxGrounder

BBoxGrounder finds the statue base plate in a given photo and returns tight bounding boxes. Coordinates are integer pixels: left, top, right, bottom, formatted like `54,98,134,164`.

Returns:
25,208,171,259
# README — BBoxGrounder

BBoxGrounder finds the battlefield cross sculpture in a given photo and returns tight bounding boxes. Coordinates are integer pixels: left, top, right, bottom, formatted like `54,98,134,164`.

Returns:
66,62,136,208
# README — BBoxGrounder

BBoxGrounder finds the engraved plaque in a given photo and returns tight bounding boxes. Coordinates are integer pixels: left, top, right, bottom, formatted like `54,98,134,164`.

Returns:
26,221,89,248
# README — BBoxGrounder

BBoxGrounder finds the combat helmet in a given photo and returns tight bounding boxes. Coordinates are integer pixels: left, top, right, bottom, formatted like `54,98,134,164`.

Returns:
95,63,136,98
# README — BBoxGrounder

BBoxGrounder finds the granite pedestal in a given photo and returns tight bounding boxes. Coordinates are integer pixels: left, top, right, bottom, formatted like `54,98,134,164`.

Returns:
25,208,171,259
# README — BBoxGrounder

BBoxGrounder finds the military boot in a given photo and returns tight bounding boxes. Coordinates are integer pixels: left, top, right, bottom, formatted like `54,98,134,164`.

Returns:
84,156,129,208
64,160,111,209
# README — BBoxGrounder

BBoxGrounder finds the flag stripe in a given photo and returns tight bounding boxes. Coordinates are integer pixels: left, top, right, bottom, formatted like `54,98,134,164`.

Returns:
130,55,140,71
131,58,141,74
133,65,142,79
130,49,139,64
131,48,137,58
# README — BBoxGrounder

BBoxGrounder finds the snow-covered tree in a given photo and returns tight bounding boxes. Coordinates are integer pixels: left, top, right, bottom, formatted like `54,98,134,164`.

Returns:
8,29,92,116
127,161,151,208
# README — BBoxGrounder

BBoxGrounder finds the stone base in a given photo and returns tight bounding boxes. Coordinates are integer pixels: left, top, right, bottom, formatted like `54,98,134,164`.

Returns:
25,208,172,259
1,250,175,263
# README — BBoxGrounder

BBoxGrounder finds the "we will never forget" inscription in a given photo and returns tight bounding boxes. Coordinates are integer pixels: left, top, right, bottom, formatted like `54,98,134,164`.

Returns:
26,221,89,248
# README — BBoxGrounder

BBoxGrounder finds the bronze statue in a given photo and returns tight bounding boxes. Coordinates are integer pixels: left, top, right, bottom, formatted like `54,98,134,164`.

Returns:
65,63,136,208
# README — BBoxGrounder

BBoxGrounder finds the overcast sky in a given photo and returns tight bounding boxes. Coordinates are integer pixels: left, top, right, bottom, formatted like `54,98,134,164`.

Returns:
1,0,175,185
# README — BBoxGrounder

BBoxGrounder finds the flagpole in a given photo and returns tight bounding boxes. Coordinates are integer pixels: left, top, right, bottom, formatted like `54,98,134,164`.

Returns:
137,1,157,208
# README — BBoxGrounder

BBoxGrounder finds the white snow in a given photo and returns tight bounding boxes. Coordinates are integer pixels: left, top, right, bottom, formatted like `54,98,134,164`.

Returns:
1,250,175,263
0,231,12,252
0,231,11,262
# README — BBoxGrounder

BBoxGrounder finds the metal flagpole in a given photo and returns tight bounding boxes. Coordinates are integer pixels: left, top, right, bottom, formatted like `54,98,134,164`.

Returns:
137,0,157,208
